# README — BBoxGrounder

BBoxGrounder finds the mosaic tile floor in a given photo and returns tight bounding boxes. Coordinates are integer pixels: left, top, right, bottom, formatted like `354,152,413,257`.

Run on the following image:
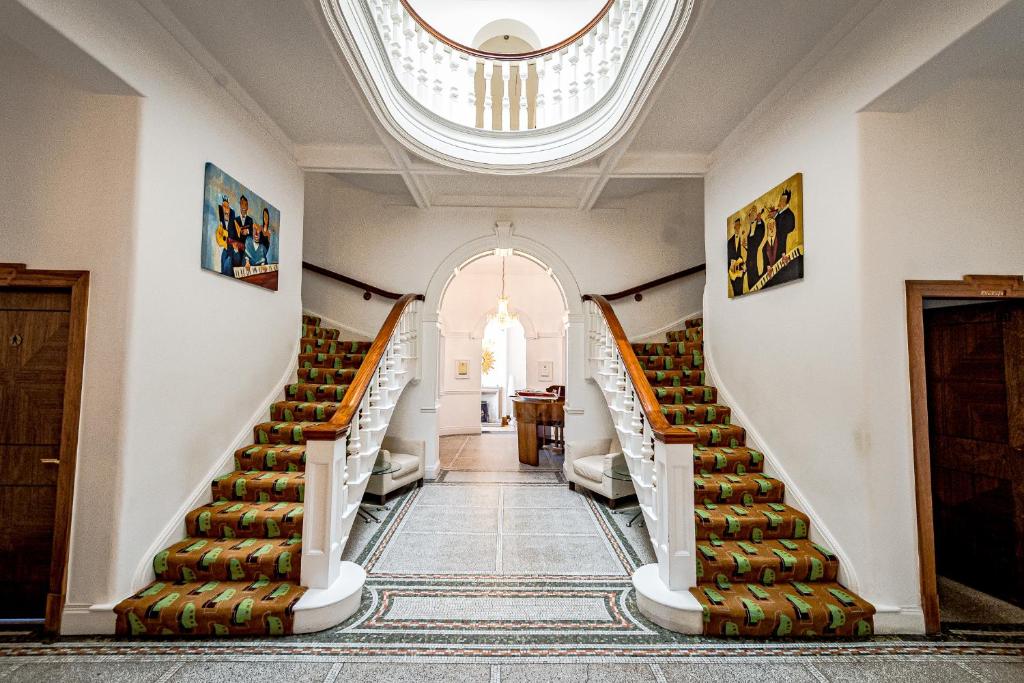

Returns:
2,435,1022,679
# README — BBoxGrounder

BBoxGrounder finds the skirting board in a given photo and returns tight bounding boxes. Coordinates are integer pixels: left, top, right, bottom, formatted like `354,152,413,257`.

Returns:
873,605,926,635
62,348,300,635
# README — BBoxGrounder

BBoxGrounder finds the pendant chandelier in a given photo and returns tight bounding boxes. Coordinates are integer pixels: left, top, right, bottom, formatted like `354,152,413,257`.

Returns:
491,254,517,329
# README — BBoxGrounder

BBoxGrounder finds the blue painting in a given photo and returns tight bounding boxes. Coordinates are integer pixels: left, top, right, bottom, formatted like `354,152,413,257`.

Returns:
200,162,281,291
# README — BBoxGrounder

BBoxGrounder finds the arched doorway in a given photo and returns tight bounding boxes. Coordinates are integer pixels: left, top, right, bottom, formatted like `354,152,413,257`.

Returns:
436,251,567,474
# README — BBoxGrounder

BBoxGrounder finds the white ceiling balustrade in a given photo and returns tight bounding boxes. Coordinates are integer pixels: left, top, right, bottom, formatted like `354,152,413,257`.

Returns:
318,0,698,173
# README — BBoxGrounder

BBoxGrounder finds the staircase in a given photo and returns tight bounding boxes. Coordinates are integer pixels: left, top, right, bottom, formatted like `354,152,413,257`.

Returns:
114,302,421,637
586,297,875,637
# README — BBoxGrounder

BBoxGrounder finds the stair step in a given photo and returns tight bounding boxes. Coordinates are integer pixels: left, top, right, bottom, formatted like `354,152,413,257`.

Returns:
298,352,367,369
666,328,702,343
301,314,320,327
154,537,302,582
691,581,875,637
693,446,764,475
636,353,704,371
114,579,305,637
285,382,351,402
299,338,372,355
631,341,703,357
660,403,732,426
300,324,340,339
695,502,809,541
296,367,357,384
680,423,746,447
653,385,718,405
685,318,703,329
644,369,707,387
234,444,306,472
185,501,303,539
694,473,784,505
254,421,320,445
696,539,839,585
270,400,340,422
212,470,305,503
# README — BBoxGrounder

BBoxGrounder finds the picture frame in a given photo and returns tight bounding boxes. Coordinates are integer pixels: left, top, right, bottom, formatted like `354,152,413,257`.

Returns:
538,360,553,381
455,359,470,379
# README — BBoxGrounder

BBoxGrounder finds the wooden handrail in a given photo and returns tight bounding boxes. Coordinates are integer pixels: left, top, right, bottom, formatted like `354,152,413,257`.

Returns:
400,0,615,61
302,261,402,301
583,294,697,444
603,263,706,302
305,293,424,442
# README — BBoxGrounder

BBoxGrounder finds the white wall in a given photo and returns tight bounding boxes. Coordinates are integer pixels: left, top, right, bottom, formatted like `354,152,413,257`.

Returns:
2,0,305,619
301,173,705,339
702,0,1016,631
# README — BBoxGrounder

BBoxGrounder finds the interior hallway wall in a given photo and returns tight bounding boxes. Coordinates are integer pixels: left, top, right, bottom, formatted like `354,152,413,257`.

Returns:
3,0,306,623
702,0,1018,632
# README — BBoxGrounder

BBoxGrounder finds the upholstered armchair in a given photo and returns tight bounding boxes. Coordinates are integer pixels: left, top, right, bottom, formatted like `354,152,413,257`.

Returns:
563,437,635,507
366,435,425,504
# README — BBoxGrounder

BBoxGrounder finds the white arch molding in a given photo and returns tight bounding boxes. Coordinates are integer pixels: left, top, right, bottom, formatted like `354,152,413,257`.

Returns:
391,233,614,479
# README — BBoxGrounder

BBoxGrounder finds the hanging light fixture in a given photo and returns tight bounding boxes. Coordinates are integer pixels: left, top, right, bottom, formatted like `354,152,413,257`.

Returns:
491,254,517,329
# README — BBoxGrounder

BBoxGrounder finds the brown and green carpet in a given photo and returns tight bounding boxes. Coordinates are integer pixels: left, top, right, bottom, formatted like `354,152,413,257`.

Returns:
632,317,876,637
114,315,370,637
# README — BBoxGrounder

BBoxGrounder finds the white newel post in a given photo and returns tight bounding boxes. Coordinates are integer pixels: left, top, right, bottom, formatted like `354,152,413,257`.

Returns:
653,439,697,590
300,437,348,589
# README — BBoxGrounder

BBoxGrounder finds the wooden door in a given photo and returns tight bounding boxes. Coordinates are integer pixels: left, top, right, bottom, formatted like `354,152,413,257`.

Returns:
925,300,1024,607
0,287,71,620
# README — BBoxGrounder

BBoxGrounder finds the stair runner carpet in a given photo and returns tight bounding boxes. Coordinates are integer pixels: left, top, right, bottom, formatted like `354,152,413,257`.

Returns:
632,318,876,637
114,315,370,637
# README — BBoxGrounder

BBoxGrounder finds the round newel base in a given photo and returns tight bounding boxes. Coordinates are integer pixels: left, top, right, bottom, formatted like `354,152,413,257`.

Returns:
632,564,704,634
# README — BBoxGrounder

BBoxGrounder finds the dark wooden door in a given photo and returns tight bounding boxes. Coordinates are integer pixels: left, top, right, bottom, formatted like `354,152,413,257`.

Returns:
925,300,1024,607
0,288,71,620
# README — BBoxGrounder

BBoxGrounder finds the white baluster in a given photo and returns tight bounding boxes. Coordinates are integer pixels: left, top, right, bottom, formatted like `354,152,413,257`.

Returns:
551,49,565,123
416,27,430,102
401,12,416,91
597,14,611,92
567,41,581,118
500,62,511,131
609,0,623,81
535,55,548,128
483,62,493,130
467,57,479,127
448,48,462,121
582,32,596,108
431,38,444,110
517,62,528,130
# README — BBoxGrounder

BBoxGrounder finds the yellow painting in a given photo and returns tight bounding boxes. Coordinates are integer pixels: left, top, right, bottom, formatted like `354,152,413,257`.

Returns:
727,172,804,298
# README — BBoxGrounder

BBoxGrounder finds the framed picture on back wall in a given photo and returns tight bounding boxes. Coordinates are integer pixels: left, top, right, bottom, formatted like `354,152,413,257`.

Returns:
726,172,804,298
200,162,281,291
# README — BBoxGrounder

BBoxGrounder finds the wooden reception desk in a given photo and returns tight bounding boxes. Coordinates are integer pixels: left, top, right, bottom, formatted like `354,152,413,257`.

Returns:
512,395,565,466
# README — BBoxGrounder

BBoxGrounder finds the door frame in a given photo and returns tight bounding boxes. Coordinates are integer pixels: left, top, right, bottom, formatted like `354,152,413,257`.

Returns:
0,263,89,633
906,273,1024,634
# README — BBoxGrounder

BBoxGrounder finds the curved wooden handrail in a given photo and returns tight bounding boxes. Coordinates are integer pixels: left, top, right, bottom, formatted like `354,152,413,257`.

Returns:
603,263,706,302
583,294,697,444
302,261,402,301
305,293,424,442
400,0,615,61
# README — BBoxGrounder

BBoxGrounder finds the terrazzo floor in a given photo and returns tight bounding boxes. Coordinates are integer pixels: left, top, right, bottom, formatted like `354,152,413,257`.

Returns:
2,434,1022,681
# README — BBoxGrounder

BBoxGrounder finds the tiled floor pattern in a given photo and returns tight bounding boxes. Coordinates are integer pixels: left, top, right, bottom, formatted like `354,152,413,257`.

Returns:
3,435,1022,676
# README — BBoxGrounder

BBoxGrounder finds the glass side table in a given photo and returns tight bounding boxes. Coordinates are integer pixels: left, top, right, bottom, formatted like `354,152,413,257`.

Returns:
359,461,402,523
603,467,644,528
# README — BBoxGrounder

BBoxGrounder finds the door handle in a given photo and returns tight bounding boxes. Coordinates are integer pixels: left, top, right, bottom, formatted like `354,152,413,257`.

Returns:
40,458,60,465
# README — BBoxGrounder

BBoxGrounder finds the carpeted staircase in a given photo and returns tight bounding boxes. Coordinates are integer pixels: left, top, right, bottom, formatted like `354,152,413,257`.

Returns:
632,317,876,637
114,315,370,637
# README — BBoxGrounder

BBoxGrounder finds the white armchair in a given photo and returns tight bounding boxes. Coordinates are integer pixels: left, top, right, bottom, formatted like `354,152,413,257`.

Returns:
563,437,635,507
366,435,425,504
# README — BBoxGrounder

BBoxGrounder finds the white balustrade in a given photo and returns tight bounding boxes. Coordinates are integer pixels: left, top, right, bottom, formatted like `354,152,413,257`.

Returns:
584,298,697,596
301,298,422,590
365,0,654,132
